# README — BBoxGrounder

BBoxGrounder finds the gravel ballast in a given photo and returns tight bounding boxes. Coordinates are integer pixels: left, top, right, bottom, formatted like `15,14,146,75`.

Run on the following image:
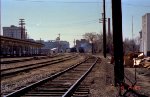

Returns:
1,55,85,95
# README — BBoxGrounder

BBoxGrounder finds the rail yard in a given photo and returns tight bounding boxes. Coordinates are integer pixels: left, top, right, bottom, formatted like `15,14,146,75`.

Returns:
1,53,149,97
1,0,150,97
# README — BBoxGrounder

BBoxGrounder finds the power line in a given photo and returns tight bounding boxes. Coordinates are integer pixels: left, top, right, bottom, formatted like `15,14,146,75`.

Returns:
123,3,150,8
16,0,102,3
53,20,98,28
28,19,98,28
15,0,150,8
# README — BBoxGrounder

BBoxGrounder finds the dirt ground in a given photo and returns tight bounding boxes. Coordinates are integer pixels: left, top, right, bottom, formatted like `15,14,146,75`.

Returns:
88,54,150,97
125,67,150,96
87,56,118,97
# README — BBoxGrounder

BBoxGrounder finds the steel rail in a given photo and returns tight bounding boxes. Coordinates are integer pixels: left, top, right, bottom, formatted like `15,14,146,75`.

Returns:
3,57,89,97
1,56,49,64
1,55,77,77
1,58,35,64
62,57,98,97
1,54,63,64
1,55,71,71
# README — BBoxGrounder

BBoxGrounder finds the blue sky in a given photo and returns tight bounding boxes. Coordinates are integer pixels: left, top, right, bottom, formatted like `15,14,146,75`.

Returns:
1,0,150,47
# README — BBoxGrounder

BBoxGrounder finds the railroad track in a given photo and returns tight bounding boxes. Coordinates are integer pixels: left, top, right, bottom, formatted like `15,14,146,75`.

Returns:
3,56,99,97
1,55,78,78
1,54,64,64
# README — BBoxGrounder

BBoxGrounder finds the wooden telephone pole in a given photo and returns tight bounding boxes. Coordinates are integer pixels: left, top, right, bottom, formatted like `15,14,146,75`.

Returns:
103,0,106,58
112,0,124,86
19,19,25,39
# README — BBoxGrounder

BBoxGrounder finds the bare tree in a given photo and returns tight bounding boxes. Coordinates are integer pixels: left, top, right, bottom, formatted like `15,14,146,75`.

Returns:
123,37,140,54
83,32,97,42
83,32,103,53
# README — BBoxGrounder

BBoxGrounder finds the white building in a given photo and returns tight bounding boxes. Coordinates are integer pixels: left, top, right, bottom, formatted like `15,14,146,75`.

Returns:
3,25,26,39
141,13,150,56
38,40,70,55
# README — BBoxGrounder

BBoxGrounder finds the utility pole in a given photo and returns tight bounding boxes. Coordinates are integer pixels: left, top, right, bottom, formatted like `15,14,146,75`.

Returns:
19,19,25,56
132,16,134,51
74,39,76,47
132,16,133,40
40,38,42,55
112,0,124,87
58,33,60,40
108,18,111,53
99,13,107,55
103,0,106,58
57,33,60,53
108,18,111,37
19,19,25,39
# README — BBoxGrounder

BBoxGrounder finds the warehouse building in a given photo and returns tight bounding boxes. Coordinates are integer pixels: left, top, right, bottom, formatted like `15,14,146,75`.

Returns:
141,13,150,56
3,25,26,39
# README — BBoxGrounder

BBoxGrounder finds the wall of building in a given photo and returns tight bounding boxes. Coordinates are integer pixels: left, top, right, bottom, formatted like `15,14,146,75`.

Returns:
142,14,147,55
0,36,43,57
139,31,143,52
147,14,150,54
142,13,150,56
40,40,70,54
3,25,26,39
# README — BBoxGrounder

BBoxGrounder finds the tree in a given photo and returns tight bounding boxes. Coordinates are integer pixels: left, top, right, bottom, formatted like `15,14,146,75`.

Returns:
83,32,103,53
123,37,140,54
83,32,97,43
83,32,96,53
